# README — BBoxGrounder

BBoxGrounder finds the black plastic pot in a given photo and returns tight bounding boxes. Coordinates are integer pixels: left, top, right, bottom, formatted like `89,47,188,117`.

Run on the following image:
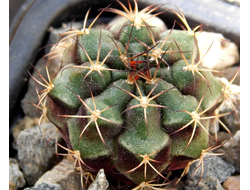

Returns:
9,0,239,137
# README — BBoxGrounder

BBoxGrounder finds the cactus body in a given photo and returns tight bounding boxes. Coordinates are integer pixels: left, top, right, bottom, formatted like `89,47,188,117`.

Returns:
37,1,229,186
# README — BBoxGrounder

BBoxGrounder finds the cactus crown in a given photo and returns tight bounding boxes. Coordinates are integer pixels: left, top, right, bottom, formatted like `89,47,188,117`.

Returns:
30,0,236,188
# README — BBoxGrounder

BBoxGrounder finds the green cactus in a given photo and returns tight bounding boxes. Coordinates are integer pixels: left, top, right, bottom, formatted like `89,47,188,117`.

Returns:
31,0,235,188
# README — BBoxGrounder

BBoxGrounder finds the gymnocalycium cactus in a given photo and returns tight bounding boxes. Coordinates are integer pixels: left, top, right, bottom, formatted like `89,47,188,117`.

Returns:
31,0,237,188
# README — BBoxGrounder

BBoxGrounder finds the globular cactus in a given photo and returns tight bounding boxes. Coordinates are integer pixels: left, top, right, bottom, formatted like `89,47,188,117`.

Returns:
31,0,236,188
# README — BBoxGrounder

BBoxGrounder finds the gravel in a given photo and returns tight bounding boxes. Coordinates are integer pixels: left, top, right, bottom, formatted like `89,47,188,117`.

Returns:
9,158,26,190
17,123,58,185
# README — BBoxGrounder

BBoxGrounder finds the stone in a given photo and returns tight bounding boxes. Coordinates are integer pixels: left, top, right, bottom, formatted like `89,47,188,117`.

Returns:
87,169,109,190
45,22,82,55
196,31,239,70
44,22,83,68
24,183,62,190
187,155,235,183
11,116,38,150
9,158,26,190
35,158,82,190
221,131,240,173
208,131,232,147
17,124,58,185
223,175,240,190
184,176,224,190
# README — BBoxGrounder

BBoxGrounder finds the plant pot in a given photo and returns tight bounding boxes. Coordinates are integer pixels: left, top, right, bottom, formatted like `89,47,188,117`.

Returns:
9,0,239,189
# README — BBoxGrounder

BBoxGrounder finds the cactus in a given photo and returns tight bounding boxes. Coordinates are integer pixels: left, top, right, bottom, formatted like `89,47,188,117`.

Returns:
31,0,237,188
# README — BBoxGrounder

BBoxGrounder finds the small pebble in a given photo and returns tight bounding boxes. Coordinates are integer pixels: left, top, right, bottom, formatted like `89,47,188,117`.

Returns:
24,183,62,190
196,31,239,70
34,158,82,190
223,175,240,190
187,155,235,183
17,124,58,185
88,169,109,190
221,131,240,173
11,116,38,150
184,176,224,190
9,158,26,190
